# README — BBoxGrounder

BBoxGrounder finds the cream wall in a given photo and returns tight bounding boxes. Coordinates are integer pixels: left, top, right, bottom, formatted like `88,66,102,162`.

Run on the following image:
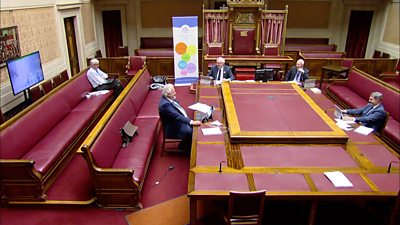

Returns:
0,0,98,113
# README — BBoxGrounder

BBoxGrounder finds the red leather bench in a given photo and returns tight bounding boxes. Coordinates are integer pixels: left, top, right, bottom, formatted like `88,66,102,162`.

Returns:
327,67,400,151
80,68,161,209
0,70,114,202
285,44,337,52
135,48,174,57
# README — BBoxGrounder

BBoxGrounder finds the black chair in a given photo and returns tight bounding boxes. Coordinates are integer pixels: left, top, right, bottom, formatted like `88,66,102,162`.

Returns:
42,79,53,95
222,190,266,225
52,74,62,88
60,70,69,82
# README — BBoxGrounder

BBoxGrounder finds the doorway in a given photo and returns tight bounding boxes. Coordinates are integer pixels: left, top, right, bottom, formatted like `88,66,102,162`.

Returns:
64,17,80,76
345,10,373,58
102,10,123,57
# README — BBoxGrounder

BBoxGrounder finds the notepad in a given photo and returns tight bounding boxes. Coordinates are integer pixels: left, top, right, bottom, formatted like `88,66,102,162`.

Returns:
201,127,222,135
353,126,374,136
324,171,353,188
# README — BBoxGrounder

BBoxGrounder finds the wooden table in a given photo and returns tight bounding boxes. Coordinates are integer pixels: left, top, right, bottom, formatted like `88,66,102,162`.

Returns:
319,64,350,88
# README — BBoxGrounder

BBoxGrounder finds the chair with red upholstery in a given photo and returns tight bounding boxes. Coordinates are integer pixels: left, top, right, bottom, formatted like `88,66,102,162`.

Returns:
52,74,63,88
60,70,69,83
207,42,224,56
262,43,283,80
222,190,266,225
29,85,43,103
126,56,146,76
232,28,255,55
160,120,183,156
42,79,53,95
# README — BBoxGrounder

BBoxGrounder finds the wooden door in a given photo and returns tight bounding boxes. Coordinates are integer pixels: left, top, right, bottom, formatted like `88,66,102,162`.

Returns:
64,17,80,76
345,10,373,58
102,10,123,57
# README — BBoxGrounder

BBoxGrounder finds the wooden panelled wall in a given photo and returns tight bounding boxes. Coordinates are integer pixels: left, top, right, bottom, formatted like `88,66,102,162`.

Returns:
94,56,397,80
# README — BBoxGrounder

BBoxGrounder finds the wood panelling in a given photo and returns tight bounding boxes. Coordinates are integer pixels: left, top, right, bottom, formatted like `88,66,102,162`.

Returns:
141,0,203,28
268,1,331,28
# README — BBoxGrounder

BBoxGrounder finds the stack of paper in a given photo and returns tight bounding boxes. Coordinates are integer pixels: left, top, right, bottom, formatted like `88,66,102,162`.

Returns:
310,87,321,94
201,127,222,135
324,171,353,188
354,126,374,136
335,119,354,131
188,103,211,114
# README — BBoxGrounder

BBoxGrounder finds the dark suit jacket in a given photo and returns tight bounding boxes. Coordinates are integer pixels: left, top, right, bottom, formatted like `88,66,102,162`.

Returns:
284,66,310,82
159,96,192,139
208,65,235,80
346,103,386,132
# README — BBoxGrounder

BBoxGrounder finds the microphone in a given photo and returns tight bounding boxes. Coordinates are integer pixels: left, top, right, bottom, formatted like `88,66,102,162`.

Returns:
387,161,399,173
155,165,175,185
219,161,226,173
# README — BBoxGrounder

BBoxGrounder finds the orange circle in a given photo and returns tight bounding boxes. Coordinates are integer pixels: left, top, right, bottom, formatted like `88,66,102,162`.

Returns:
175,42,187,55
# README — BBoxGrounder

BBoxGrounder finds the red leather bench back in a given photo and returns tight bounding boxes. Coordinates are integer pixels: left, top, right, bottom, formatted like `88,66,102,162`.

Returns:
135,49,174,57
285,44,337,51
301,52,344,58
0,73,92,159
347,69,400,121
91,70,152,167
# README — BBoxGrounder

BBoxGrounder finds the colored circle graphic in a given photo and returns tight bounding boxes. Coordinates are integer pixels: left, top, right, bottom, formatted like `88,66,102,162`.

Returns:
186,45,197,55
178,60,187,69
187,63,196,73
175,42,187,55
180,69,188,75
181,53,190,62
181,25,190,33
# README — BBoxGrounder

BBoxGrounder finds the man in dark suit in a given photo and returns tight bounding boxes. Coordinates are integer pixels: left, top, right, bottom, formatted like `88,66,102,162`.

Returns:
208,57,235,84
342,92,387,132
284,59,310,83
159,84,201,153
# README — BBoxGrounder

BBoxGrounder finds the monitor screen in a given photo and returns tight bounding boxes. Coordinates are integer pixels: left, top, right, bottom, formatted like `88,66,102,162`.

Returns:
6,51,44,95
255,68,274,82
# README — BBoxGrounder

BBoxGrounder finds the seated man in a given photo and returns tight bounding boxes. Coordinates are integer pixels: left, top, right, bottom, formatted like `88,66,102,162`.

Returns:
208,57,235,84
87,58,123,97
342,91,387,132
159,84,201,154
284,59,310,84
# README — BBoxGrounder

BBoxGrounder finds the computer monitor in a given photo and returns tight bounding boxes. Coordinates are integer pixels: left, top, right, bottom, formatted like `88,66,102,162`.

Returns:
6,51,44,95
254,68,274,82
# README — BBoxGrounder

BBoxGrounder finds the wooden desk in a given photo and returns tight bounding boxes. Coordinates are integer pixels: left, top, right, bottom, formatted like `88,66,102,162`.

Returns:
203,55,293,76
319,64,350,88
188,82,400,225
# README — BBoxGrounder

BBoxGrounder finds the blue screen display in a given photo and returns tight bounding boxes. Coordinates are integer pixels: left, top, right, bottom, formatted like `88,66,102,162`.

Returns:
6,51,44,95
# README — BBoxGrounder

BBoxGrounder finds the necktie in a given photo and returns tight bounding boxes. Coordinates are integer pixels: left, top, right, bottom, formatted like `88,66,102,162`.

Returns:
294,71,301,82
217,68,223,81
172,100,188,117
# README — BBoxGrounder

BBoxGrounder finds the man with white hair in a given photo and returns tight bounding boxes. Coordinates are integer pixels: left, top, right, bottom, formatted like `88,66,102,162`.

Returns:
159,84,201,154
208,57,234,84
284,59,310,84
87,58,123,97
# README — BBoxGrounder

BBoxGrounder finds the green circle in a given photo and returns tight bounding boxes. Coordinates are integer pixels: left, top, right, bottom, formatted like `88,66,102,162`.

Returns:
182,53,191,62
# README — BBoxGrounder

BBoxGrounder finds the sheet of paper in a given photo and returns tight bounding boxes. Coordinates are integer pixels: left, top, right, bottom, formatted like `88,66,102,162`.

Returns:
324,171,353,188
210,120,222,126
310,87,321,94
188,103,211,114
353,126,374,136
201,127,222,135
335,119,353,131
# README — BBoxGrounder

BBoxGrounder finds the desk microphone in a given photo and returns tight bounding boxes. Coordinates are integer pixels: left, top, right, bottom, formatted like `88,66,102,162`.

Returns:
387,161,399,173
219,161,226,173
155,165,175,184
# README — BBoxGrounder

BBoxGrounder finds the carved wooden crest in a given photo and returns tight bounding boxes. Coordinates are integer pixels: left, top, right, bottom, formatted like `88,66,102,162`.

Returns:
235,12,254,24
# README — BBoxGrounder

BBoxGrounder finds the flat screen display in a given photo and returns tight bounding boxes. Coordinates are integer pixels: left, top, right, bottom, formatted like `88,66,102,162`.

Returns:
255,68,274,82
6,51,44,95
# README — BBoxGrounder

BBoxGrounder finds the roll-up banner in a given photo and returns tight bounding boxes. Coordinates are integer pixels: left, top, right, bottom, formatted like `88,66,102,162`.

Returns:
172,16,199,86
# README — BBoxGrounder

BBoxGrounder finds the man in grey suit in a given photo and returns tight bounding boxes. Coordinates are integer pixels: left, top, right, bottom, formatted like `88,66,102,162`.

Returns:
342,92,387,132
208,57,235,84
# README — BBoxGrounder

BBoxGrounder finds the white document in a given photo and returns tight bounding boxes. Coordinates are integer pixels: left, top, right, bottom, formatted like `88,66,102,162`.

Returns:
310,88,321,94
245,80,256,83
335,119,353,131
210,120,222,126
324,171,353,188
188,103,211,114
201,127,222,135
354,126,374,136
86,90,110,98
